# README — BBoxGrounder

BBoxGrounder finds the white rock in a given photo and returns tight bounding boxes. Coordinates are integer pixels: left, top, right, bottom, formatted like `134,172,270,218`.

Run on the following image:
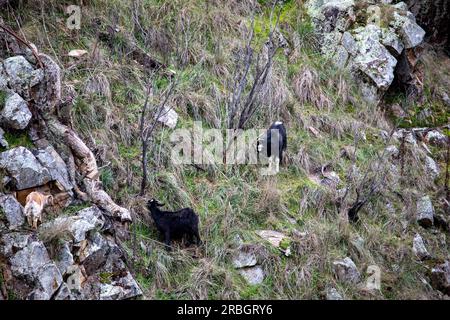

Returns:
412,233,429,260
68,49,88,58
326,287,343,300
0,146,52,190
238,266,265,285
1,92,32,130
398,15,426,48
36,263,63,297
424,155,440,180
0,194,25,230
416,196,434,228
333,257,360,284
157,107,178,129
35,146,73,192
10,241,51,280
232,250,258,269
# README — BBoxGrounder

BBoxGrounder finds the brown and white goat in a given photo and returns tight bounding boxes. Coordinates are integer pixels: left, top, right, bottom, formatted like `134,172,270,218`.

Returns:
24,191,53,229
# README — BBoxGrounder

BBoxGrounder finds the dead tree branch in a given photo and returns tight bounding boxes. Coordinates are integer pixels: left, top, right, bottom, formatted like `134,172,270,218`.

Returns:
139,78,177,196
226,1,281,130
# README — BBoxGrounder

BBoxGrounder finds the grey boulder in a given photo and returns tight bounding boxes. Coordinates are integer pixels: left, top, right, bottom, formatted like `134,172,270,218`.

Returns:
0,146,52,190
10,241,51,281
1,92,32,130
238,266,265,286
430,261,450,295
36,263,63,297
412,233,430,260
416,196,434,228
333,257,360,284
0,194,25,230
35,145,73,192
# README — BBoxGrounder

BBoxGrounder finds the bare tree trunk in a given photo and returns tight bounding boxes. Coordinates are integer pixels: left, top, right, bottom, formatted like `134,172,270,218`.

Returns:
47,119,132,222
226,2,281,130
445,136,450,203
138,80,176,196
140,139,148,196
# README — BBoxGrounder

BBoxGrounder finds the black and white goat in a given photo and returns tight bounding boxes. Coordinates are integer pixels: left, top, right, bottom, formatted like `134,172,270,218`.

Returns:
147,199,202,250
257,121,287,173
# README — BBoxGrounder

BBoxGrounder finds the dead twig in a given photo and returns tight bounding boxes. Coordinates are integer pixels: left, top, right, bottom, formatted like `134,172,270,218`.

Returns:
0,24,44,69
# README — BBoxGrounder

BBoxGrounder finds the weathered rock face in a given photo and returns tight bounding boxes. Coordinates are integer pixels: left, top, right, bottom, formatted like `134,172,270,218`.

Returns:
0,33,135,301
333,257,361,284
0,146,52,190
0,206,142,300
325,287,344,300
238,266,265,286
0,194,24,230
406,0,450,53
38,206,104,243
307,0,426,102
416,195,434,228
0,145,74,197
412,233,429,260
430,261,450,295
35,146,73,193
1,92,32,130
1,55,43,99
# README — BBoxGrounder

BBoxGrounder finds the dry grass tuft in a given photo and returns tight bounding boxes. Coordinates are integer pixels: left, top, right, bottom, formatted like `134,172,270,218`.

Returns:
293,66,332,111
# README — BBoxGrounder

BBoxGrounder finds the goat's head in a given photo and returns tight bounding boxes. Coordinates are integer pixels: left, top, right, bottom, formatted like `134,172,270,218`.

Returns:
147,198,165,209
45,194,54,206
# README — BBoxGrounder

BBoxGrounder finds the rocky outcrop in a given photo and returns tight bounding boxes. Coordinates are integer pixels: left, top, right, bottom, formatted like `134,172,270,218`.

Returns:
0,28,135,299
307,0,426,102
333,257,361,284
2,55,43,99
0,206,142,300
406,0,450,53
0,194,24,230
412,233,430,260
35,146,73,193
1,92,32,130
416,195,434,228
0,146,52,190
430,261,450,295
232,244,267,285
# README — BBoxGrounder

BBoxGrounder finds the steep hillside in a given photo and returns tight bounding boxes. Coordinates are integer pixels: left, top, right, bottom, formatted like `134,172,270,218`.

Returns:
0,0,449,300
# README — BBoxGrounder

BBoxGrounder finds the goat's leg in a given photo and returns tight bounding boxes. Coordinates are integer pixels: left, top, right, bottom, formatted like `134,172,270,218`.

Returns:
279,148,284,166
164,231,172,251
185,233,194,247
193,228,202,246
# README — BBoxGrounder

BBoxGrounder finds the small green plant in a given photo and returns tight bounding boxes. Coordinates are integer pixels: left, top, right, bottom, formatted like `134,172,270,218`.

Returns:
1,131,34,150
100,168,115,192
0,90,7,106
99,272,113,284
61,203,91,216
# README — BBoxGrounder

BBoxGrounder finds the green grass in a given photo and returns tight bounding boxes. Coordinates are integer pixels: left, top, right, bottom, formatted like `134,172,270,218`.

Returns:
0,90,7,106
1,131,34,150
1,0,447,301
61,203,91,216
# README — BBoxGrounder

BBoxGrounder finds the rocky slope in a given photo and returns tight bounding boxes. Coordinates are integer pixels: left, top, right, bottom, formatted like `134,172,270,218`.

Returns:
0,28,140,300
1,0,449,300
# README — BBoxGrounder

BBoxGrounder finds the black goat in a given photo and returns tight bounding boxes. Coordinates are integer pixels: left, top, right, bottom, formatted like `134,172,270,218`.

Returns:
147,199,202,250
257,121,287,168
